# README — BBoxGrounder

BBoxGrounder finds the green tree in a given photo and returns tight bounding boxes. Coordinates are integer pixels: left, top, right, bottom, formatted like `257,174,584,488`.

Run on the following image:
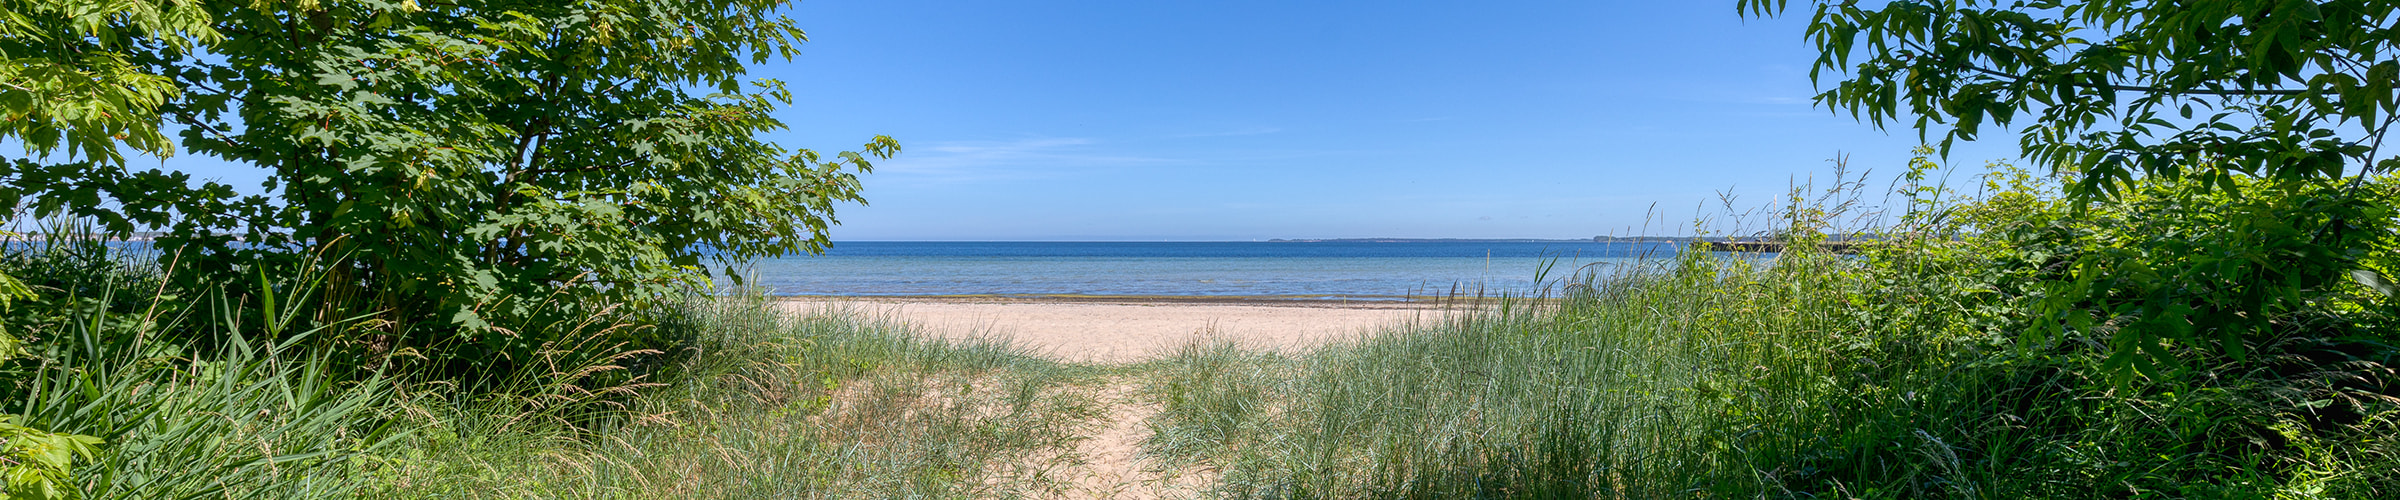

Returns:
1739,0,2398,194
3,0,895,364
1,0,216,165
1737,0,2400,377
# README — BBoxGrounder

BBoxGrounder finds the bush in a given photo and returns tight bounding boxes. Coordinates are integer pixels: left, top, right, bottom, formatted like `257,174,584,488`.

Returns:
1145,154,2400,498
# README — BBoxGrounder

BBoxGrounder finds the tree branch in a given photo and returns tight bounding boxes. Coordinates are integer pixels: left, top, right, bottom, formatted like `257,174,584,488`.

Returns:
1899,39,2314,97
521,158,639,179
1961,63,2306,96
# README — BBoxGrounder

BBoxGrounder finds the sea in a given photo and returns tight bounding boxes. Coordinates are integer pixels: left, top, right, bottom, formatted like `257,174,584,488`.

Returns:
734,241,1682,300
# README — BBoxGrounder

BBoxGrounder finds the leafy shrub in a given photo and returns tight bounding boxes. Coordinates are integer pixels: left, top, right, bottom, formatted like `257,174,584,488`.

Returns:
1154,153,2400,498
1,0,898,378
0,416,102,500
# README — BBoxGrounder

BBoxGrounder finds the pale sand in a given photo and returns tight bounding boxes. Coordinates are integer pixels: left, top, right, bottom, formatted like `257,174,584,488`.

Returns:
782,297,1450,363
785,296,1455,498
1055,381,1211,500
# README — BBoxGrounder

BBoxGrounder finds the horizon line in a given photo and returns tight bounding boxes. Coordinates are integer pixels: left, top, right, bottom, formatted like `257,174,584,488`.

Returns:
825,237,1702,242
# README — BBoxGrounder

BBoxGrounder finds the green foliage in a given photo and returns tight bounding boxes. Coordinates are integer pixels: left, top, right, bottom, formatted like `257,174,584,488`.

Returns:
0,268,34,362
0,0,217,165
2021,176,2394,380
1739,0,2400,380
1144,157,2399,498
0,0,898,370
0,258,405,499
0,416,102,500
0,228,178,373
1839,159,2399,497
1737,0,2400,197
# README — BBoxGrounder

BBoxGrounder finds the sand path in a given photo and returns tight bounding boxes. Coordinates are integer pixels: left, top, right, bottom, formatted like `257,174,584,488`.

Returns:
785,297,1451,499
784,297,1446,363
1049,382,1212,500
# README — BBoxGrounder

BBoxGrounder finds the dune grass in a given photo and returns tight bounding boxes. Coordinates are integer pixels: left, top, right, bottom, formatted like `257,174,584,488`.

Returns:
1122,166,2400,499
8,250,2393,498
0,238,1116,499
366,299,1116,499
1141,246,2400,499
1142,250,1857,498
12,328,404,499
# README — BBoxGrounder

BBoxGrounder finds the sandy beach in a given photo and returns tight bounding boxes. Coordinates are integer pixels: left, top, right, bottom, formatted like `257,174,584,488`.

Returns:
783,296,1457,362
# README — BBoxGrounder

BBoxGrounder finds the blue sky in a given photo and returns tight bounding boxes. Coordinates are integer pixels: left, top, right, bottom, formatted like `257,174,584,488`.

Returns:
181,0,2031,241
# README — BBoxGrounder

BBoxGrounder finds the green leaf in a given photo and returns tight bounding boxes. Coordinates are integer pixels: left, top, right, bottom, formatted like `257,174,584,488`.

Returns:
2351,269,2398,297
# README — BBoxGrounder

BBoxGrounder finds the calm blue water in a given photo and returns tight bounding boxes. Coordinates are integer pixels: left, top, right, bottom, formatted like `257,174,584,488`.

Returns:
737,241,1680,299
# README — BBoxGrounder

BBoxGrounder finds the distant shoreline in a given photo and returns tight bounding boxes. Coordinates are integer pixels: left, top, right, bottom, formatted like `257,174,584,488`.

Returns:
1262,238,1601,243
815,238,1727,243
9,236,1729,244
774,293,1544,308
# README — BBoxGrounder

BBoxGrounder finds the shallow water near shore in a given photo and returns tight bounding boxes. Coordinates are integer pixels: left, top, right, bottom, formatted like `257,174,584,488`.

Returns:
738,241,1679,298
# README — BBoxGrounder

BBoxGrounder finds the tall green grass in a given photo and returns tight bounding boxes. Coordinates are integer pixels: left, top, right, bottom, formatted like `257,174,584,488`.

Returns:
1,274,406,498
18,333,403,498
1145,239,2399,498
1135,162,2399,498
371,299,1109,499
1146,249,1873,498
2,231,1115,498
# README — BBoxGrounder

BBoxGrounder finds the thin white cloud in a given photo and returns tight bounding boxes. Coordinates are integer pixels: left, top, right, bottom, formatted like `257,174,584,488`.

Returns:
1170,127,1283,138
922,137,1095,155
875,137,1181,184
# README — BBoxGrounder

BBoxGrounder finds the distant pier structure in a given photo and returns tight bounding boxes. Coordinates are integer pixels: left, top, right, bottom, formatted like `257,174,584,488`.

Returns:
1584,235,1878,254
1686,240,1868,254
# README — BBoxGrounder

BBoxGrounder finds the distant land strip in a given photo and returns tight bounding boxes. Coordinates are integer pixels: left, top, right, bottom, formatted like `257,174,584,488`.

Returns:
1267,236,1739,243
776,293,1557,307
1268,236,1901,247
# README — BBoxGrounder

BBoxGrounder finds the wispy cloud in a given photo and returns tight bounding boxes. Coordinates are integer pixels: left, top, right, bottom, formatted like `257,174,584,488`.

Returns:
875,137,1179,184
941,137,1092,150
1170,127,1283,138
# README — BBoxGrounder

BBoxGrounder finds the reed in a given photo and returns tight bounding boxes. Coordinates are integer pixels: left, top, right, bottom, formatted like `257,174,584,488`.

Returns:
3,279,404,499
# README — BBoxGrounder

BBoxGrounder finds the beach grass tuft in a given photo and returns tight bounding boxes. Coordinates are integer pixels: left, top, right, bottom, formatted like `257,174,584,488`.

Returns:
369,299,1111,499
